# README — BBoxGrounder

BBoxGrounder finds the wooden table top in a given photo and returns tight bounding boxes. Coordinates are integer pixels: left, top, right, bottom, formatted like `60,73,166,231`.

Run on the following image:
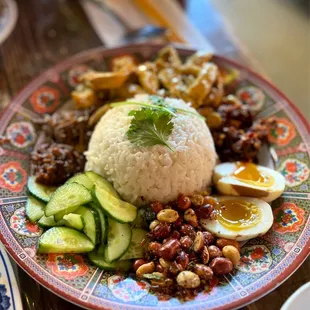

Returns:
0,0,309,309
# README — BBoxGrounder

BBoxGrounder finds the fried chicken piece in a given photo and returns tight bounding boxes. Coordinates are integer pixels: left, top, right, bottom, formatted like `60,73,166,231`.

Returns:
136,62,159,94
155,46,182,69
80,71,128,90
187,63,218,108
72,85,97,109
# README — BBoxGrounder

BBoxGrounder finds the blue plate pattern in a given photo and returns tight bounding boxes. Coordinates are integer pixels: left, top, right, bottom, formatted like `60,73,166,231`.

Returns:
0,242,22,310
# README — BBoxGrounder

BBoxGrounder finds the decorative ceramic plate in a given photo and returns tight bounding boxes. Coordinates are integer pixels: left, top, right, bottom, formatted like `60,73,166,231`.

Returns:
0,44,309,310
0,242,22,310
0,0,17,45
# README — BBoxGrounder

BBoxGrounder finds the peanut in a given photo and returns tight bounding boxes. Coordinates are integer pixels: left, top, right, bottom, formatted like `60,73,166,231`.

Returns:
148,242,161,256
157,209,179,223
176,271,201,288
193,231,204,252
169,261,181,275
149,220,160,230
195,204,214,219
208,245,223,259
216,238,240,251
170,230,181,240
189,194,204,207
202,231,215,246
194,264,213,280
209,257,233,275
136,262,155,278
133,259,147,272
175,251,190,270
173,216,183,227
177,194,192,210
179,224,196,239
180,236,193,250
159,258,171,268
159,239,181,260
151,201,163,213
184,208,198,227
222,245,240,265
201,246,210,264
156,263,164,273
151,223,171,240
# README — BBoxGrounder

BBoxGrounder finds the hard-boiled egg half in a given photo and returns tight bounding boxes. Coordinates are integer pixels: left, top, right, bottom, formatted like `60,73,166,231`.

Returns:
213,162,285,202
200,196,273,241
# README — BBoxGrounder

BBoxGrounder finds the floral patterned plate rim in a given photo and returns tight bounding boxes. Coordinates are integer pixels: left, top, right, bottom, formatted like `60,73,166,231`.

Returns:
0,242,22,310
0,0,18,45
0,44,309,310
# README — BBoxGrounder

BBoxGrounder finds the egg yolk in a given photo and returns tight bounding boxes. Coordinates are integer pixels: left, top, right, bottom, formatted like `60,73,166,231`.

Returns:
215,199,261,231
233,162,274,187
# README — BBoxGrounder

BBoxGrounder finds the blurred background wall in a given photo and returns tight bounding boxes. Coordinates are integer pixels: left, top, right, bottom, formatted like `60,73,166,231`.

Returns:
188,0,310,120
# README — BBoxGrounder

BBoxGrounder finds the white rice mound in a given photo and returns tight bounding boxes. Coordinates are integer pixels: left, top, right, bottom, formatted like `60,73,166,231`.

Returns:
85,95,217,205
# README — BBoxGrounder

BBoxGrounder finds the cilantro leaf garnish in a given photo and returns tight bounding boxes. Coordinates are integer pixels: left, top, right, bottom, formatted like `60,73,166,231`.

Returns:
111,101,177,117
127,107,174,151
149,95,177,114
111,99,204,120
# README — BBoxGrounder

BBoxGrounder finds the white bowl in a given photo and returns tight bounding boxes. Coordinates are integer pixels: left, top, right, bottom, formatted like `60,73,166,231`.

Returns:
281,282,310,310
0,0,18,45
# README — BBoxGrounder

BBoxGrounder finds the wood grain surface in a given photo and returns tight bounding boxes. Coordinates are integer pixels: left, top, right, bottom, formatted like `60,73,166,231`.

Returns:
0,0,308,309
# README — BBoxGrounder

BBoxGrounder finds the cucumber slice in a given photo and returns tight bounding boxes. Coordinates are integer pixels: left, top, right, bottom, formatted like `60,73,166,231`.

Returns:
75,206,101,245
92,186,137,223
89,203,107,244
88,245,132,271
85,171,119,198
54,205,80,222
120,228,149,260
104,218,131,262
63,213,84,231
27,176,56,203
38,216,64,228
25,196,45,223
38,227,94,253
38,215,57,228
45,183,92,217
66,173,93,190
